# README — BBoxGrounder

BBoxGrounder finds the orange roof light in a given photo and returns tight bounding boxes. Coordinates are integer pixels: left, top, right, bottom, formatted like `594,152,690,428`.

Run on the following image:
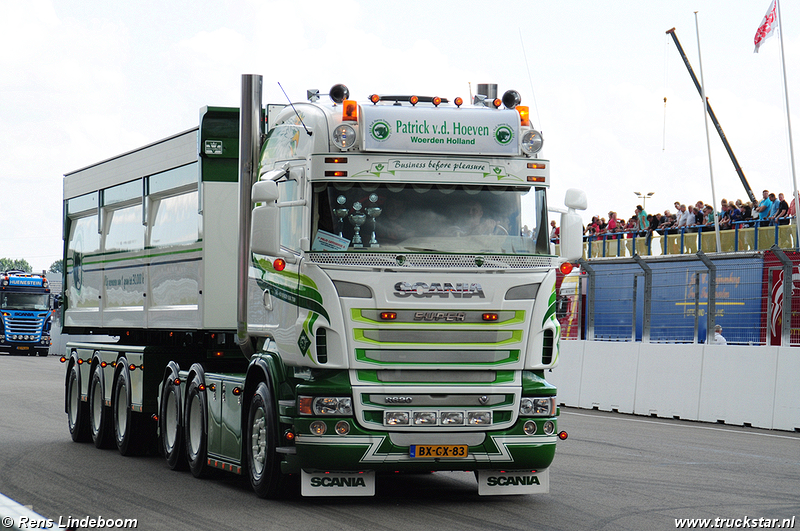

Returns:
454,97,463,107
517,106,530,126
369,94,380,104
432,96,442,107
342,100,358,121
492,98,502,108
409,95,419,106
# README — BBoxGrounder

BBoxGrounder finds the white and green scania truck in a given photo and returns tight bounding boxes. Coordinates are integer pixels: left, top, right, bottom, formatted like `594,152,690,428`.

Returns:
62,75,586,497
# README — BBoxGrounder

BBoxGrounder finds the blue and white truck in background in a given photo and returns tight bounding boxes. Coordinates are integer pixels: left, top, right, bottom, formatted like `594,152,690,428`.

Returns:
0,270,55,356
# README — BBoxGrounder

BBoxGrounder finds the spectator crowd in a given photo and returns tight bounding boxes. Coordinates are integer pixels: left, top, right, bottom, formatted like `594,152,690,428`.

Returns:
577,190,796,241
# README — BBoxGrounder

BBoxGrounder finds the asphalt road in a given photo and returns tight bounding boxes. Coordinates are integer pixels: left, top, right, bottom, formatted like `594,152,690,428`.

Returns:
1,355,798,531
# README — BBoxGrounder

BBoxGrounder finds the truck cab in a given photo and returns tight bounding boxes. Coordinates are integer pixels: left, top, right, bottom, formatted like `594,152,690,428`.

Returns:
0,270,54,356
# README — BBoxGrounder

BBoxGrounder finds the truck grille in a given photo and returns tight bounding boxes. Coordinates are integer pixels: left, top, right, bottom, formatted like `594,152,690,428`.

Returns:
4,316,45,340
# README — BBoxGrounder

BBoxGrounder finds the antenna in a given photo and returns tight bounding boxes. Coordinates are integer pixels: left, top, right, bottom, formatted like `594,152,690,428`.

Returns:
277,82,312,136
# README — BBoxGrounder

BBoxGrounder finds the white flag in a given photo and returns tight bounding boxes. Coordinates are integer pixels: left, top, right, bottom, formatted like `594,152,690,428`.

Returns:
754,0,778,53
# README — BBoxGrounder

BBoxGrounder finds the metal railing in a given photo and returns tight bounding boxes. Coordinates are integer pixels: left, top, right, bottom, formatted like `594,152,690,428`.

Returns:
577,219,797,259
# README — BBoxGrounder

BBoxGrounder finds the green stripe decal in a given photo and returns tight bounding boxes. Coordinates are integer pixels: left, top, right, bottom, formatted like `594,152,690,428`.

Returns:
355,349,520,366
355,369,517,384
259,279,330,324
353,329,523,346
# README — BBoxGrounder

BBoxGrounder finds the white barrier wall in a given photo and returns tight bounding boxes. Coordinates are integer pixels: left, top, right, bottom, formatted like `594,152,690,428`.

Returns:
550,341,800,432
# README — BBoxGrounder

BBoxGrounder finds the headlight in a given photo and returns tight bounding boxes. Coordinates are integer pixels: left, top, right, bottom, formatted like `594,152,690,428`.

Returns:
521,129,543,154
519,397,555,417
299,396,353,416
332,124,357,150
384,411,409,425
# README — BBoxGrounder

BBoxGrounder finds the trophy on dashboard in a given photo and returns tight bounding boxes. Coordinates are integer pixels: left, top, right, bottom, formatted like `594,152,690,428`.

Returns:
334,195,349,238
348,201,367,248
366,194,382,247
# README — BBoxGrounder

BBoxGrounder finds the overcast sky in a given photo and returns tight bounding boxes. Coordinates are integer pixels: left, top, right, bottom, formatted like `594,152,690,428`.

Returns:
2,0,798,271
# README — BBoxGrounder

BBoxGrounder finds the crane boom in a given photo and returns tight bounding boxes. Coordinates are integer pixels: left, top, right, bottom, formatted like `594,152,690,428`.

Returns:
666,28,757,204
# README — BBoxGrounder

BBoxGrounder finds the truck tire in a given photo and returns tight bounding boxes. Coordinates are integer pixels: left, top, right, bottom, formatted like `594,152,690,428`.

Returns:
112,364,140,456
246,381,282,498
160,375,186,470
66,363,90,442
184,376,208,478
89,369,112,449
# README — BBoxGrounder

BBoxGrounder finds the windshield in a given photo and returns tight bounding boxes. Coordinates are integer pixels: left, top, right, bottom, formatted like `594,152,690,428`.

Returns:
1,293,50,311
311,182,549,255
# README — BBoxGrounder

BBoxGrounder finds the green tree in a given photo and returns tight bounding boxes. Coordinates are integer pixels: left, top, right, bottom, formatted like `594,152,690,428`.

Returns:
0,258,32,272
49,259,63,274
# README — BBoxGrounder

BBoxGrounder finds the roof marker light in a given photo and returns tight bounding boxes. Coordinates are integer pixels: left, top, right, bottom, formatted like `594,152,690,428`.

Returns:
342,100,358,121
517,105,530,126
454,97,463,107
370,94,380,104
432,96,442,107
492,98,502,109
409,95,419,106
273,258,286,272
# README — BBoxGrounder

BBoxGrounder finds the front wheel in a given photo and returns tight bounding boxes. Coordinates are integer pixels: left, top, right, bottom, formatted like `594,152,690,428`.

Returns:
246,382,282,498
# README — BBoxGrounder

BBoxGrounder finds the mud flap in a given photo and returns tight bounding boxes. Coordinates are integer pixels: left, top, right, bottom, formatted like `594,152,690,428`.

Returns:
476,468,549,495
301,470,376,497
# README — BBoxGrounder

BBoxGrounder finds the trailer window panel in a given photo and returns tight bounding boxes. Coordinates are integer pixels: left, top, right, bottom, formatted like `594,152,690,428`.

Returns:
149,163,198,195
66,192,98,216
103,179,142,206
149,190,201,248
104,204,144,252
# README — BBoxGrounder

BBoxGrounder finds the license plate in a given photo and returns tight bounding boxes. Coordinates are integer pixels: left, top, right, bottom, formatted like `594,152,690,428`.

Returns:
410,444,468,458
18,346,29,350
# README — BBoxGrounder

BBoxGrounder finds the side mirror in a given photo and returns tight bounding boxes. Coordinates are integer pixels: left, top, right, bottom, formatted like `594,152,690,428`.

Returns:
560,188,587,261
252,180,279,203
564,188,587,211
251,204,281,256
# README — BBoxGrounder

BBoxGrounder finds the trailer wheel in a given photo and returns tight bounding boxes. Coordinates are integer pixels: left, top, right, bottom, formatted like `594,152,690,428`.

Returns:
66,363,90,442
160,376,186,470
247,381,282,498
112,364,140,456
89,369,112,448
184,376,208,478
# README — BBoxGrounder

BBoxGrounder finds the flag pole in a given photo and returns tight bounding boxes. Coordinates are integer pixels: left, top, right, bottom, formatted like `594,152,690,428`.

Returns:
776,0,800,250
695,11,722,252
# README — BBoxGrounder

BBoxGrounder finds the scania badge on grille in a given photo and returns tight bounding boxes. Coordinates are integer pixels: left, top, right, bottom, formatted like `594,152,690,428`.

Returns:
394,282,484,297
